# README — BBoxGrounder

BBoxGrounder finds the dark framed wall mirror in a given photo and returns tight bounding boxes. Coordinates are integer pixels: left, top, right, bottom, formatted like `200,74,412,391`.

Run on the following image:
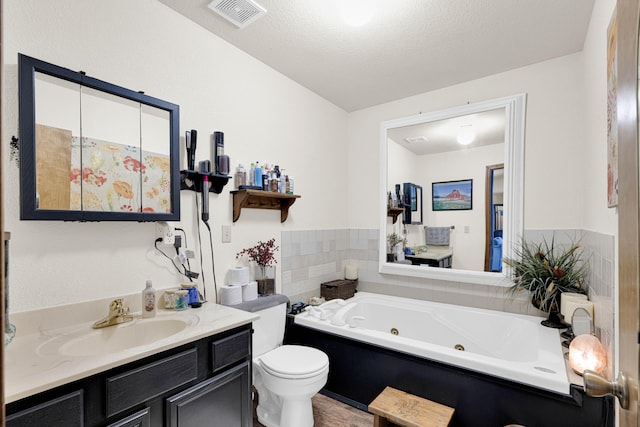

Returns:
18,54,180,221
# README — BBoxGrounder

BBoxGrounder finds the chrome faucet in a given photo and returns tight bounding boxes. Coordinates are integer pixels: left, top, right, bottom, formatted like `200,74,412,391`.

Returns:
93,298,134,329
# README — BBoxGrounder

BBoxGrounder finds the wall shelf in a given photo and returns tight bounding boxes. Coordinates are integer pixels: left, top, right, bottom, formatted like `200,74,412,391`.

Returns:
387,207,405,224
180,170,230,194
231,189,300,223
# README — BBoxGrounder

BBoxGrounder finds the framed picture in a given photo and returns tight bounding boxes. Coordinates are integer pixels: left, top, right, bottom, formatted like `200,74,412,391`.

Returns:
432,179,473,211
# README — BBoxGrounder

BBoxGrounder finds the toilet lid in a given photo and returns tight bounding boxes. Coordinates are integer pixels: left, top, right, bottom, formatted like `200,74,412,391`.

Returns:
259,345,329,379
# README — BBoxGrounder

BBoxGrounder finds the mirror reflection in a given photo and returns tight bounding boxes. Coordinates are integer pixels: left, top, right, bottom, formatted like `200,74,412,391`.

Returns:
20,54,180,221
380,95,525,286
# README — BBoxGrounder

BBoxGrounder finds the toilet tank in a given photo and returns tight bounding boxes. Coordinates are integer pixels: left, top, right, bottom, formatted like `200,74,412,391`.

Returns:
252,302,287,357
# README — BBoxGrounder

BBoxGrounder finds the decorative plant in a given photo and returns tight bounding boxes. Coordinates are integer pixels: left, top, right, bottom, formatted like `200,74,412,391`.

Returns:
236,238,279,267
387,232,407,250
503,235,588,313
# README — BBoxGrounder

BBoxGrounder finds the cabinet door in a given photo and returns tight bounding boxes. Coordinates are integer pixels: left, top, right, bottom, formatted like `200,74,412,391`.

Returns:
6,390,83,427
166,362,250,427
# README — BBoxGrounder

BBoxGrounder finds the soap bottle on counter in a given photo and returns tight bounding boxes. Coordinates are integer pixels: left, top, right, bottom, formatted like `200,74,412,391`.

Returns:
142,280,156,318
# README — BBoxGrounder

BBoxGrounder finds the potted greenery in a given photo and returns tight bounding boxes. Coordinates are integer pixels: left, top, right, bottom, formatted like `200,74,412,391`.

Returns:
503,235,588,328
236,238,279,295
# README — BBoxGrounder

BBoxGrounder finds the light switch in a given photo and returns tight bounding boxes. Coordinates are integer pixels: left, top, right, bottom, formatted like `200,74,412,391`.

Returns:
222,225,232,243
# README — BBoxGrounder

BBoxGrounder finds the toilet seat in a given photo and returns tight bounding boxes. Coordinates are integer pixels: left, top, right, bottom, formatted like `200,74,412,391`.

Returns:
259,345,329,379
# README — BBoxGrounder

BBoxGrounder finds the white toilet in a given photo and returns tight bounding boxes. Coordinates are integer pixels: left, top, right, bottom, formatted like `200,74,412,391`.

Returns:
252,301,329,427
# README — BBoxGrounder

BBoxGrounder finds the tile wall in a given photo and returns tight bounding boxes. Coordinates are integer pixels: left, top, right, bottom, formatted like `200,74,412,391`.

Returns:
281,228,616,374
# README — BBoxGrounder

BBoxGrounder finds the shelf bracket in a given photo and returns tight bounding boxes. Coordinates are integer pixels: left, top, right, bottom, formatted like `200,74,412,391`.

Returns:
232,190,300,223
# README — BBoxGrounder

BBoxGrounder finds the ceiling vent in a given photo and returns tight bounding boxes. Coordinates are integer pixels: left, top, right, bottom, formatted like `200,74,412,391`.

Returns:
404,136,429,144
208,0,267,29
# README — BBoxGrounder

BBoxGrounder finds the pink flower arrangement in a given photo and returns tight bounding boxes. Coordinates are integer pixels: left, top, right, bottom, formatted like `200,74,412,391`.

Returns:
236,238,279,267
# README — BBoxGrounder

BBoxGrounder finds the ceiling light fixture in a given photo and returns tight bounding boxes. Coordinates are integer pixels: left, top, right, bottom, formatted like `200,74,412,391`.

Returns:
456,125,475,145
334,0,377,27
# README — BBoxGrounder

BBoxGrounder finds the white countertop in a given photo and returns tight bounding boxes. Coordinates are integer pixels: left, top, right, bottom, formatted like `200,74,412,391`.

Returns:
406,246,453,261
5,295,258,403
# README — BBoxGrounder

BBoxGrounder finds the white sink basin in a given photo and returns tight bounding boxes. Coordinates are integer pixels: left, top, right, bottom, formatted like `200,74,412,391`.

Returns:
38,315,198,357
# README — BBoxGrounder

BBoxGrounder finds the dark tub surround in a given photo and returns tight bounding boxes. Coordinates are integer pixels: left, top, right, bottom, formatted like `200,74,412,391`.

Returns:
284,319,613,427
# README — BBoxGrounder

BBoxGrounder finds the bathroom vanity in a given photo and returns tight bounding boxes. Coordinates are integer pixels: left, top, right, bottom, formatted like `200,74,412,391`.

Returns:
5,299,257,427
404,247,453,268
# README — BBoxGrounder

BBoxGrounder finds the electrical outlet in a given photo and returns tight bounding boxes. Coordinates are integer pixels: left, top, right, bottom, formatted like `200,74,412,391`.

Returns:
222,225,232,243
156,222,175,245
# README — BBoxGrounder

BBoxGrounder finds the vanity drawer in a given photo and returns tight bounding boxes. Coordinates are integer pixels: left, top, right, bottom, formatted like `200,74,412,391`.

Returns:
106,407,150,427
6,390,83,427
106,348,197,417
211,329,251,372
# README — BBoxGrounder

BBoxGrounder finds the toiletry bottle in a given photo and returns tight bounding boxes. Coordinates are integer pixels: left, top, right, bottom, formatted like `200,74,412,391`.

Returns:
288,177,294,195
213,131,224,174
273,165,281,192
142,280,156,318
270,170,278,192
249,163,255,186
278,168,286,193
255,162,262,187
234,164,246,189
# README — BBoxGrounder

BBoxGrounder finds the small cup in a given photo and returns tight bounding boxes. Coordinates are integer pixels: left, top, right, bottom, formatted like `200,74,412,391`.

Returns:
175,290,189,311
163,289,177,309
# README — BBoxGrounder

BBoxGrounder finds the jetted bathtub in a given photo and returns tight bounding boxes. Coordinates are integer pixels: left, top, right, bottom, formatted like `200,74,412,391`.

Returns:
294,291,570,394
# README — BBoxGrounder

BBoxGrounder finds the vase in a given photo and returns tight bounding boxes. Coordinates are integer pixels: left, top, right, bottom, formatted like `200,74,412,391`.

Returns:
256,265,276,295
532,295,567,329
394,244,405,262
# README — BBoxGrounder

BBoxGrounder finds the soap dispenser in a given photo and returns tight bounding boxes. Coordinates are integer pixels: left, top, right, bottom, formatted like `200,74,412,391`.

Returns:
142,280,156,318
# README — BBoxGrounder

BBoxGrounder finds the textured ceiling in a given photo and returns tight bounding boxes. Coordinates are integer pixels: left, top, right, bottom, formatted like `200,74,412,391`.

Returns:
158,0,595,112
388,108,506,156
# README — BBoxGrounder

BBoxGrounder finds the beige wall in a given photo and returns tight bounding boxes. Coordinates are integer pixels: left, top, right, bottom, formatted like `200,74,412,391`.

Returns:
2,0,618,321
347,53,587,231
3,0,348,312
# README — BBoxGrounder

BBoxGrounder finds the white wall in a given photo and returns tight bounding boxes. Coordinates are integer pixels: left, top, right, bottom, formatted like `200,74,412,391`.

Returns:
420,143,504,270
582,0,618,236
387,141,503,270
347,53,586,232
3,0,619,317
3,0,348,312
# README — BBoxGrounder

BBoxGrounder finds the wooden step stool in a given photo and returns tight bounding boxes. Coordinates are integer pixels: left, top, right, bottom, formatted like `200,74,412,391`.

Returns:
368,386,454,427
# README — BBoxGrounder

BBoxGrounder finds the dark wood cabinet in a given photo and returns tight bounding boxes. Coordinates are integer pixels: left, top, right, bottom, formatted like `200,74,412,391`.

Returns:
6,325,252,427
6,390,83,427
166,362,250,427
106,408,150,427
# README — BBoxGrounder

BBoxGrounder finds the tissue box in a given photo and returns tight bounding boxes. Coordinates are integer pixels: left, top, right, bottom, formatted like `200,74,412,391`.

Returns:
320,279,358,300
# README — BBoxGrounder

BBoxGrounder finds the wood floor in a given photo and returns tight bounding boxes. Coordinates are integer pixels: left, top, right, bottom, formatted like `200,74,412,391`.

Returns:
253,392,374,427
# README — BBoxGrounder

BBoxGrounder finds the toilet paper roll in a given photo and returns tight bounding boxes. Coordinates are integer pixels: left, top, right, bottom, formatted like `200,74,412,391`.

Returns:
229,266,250,285
560,292,589,320
242,281,258,302
220,285,243,306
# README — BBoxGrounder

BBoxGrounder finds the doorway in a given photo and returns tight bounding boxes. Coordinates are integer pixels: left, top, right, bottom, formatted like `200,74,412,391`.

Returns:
484,163,504,272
